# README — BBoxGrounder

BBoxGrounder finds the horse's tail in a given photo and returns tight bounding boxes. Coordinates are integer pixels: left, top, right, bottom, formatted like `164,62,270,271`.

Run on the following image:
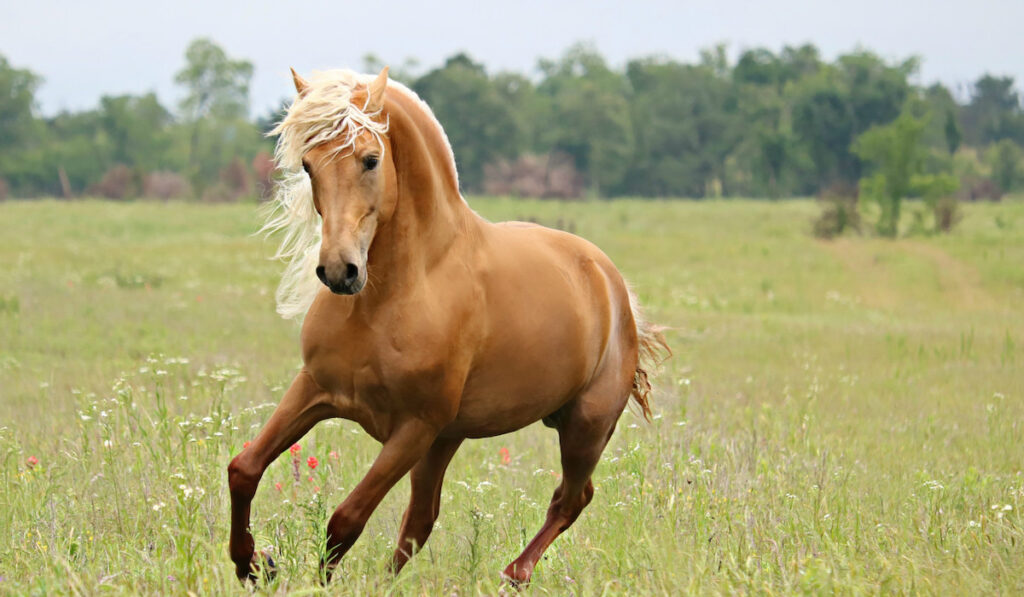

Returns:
628,289,670,421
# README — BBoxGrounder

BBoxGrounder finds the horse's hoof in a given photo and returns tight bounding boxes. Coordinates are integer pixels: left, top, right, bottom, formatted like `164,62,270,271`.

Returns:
238,550,277,585
500,567,531,591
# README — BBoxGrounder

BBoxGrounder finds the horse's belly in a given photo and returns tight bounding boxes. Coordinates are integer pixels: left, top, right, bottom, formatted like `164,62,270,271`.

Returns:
445,307,601,437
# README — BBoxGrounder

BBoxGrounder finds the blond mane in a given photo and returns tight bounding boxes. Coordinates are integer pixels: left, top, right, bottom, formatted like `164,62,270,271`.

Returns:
261,69,459,320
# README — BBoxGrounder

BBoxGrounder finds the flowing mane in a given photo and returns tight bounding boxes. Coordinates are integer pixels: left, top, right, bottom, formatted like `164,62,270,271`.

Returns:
261,69,459,319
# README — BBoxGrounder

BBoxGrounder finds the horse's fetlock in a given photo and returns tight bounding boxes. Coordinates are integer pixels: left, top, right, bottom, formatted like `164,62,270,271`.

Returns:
327,508,366,543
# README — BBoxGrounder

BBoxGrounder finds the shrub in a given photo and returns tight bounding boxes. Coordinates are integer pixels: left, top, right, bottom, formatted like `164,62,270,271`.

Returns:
142,171,191,200
959,178,1003,202
219,157,251,200
813,184,861,239
933,197,962,233
252,151,276,201
911,172,961,234
200,182,236,203
813,196,861,239
88,164,136,200
483,152,584,199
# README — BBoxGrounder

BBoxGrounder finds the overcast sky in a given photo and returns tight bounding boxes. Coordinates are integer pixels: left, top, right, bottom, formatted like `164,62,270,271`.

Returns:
1,0,1020,117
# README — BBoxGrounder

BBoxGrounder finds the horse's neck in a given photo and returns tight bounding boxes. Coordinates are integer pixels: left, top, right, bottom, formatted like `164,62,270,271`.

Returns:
364,91,479,296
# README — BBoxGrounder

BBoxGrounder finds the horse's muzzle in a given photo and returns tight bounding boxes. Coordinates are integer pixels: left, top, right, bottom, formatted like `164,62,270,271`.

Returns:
316,264,365,295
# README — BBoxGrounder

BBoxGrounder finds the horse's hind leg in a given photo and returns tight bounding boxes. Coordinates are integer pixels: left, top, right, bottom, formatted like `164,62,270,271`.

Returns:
502,377,629,585
390,436,463,574
227,370,331,582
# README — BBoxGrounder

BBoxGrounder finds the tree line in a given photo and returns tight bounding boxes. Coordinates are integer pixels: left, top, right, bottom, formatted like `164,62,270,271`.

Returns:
1,39,1022,203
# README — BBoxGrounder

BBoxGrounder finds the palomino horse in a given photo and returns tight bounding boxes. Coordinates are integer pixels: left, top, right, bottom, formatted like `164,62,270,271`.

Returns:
227,67,668,585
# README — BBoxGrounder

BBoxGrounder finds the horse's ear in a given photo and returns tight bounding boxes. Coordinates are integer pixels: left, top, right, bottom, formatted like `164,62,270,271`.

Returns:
290,67,310,97
365,66,389,112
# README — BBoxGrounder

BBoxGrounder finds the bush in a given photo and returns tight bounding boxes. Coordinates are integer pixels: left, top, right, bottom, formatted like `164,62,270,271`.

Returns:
483,152,584,199
142,171,191,200
252,151,276,201
813,196,861,239
200,182,236,203
88,164,136,199
0,178,9,201
910,172,961,234
959,178,1003,202
933,197,962,233
219,157,251,200
813,184,861,239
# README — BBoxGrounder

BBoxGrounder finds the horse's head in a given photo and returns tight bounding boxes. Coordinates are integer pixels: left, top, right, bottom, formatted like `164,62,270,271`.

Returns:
289,67,397,296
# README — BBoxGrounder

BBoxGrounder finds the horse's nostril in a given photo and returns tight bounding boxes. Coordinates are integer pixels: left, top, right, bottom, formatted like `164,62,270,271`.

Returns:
315,266,327,284
344,263,359,281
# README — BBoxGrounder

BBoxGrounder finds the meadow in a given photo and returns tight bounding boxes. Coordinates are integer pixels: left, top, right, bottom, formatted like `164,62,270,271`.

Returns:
0,197,1022,595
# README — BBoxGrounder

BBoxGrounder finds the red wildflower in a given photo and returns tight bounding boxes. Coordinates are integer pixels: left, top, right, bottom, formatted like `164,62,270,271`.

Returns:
243,441,251,449
274,482,282,491
499,447,510,465
307,456,319,470
26,456,38,468
329,451,339,460
289,443,301,455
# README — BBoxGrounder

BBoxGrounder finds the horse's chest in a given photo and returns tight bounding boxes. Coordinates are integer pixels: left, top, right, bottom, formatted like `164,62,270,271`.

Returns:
302,311,461,409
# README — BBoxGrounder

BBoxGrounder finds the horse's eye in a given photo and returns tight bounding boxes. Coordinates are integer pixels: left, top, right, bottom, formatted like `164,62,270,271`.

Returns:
302,161,311,175
363,155,379,171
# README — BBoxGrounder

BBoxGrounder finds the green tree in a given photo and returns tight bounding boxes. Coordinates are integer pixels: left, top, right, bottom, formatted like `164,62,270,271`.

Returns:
0,55,41,153
962,75,1024,145
537,44,635,195
792,80,856,187
98,93,173,172
0,55,45,194
777,44,824,85
790,52,914,189
413,53,526,192
986,139,1023,193
734,49,782,88
853,107,929,237
944,110,962,155
920,83,961,154
174,38,255,190
626,57,740,197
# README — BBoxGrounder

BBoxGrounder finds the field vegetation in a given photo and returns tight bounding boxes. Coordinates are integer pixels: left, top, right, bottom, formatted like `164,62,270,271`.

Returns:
0,197,1022,594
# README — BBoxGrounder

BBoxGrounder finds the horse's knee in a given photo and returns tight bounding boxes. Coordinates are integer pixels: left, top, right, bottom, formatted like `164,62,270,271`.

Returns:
228,453,261,499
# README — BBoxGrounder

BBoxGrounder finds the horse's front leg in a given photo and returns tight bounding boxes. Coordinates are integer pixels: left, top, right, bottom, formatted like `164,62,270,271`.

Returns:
391,436,463,574
322,418,439,581
227,370,331,582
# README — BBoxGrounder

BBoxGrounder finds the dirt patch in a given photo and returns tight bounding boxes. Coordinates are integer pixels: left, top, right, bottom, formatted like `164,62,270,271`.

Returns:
895,241,994,311
819,239,993,311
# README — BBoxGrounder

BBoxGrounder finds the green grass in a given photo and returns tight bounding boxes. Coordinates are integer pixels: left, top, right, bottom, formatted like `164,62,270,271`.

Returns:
1,197,1022,595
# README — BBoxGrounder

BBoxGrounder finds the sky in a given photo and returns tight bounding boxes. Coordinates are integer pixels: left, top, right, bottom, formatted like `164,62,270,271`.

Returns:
1,0,1021,118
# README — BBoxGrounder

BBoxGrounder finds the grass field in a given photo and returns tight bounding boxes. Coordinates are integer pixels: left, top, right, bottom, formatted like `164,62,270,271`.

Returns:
1,197,1022,595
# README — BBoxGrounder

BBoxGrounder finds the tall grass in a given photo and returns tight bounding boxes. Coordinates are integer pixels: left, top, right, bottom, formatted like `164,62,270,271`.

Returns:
0,198,1021,594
